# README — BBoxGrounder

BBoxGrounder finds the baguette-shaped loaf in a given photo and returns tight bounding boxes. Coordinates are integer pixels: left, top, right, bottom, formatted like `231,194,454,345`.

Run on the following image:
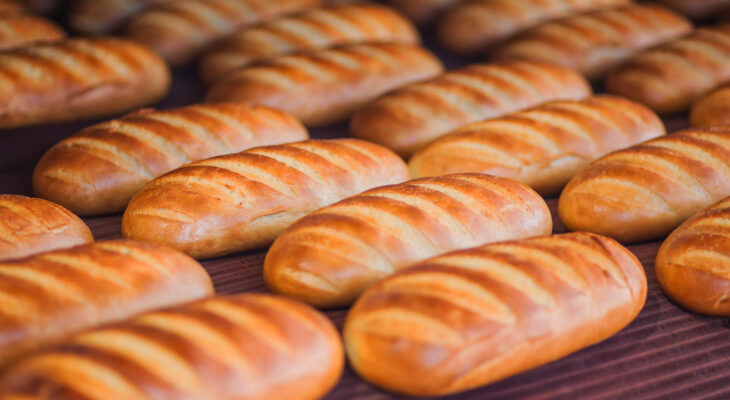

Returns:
690,84,730,127
0,0,22,15
344,232,647,396
437,0,631,55
493,4,692,81
0,38,170,130
0,14,64,51
350,60,591,157
122,138,410,259
125,0,320,66
410,95,665,195
206,43,444,127
0,240,213,369
0,293,343,400
199,3,420,84
386,0,466,25
655,0,730,19
70,0,169,34
0,195,93,261
656,197,730,315
33,103,308,216
606,25,730,114
559,127,730,243
265,174,552,308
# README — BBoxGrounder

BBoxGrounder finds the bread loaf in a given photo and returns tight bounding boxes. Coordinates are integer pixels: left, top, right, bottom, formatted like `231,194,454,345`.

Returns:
656,197,730,315
0,0,22,15
493,4,692,81
410,95,665,195
33,103,308,216
206,43,443,127
344,232,647,396
386,0,466,25
0,240,213,369
0,14,65,51
125,0,320,66
70,0,169,34
0,293,343,400
199,3,420,84
122,138,410,259
0,195,93,261
606,25,730,114
690,84,730,127
265,173,552,308
559,127,730,243
350,60,591,157
0,38,170,130
437,0,631,55
655,0,730,20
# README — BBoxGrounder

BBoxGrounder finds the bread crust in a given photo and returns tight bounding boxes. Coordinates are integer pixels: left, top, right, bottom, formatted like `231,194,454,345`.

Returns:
344,232,647,396
70,0,168,35
690,84,730,127
33,103,308,216
0,195,93,261
0,293,343,400
409,95,666,195
0,14,65,51
0,0,23,15
559,127,730,243
655,0,730,19
386,0,466,25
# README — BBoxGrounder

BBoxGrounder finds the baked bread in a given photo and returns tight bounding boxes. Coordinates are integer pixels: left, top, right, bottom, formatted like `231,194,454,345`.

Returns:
493,4,692,81
33,103,309,216
0,0,22,15
437,0,631,55
656,197,730,315
0,240,213,369
0,37,170,130
350,60,591,157
199,3,420,84
605,25,730,114
0,294,343,400
0,195,93,261
122,138,410,259
344,232,647,396
70,0,169,34
265,173,552,308
559,127,730,243
206,43,443,127
690,84,730,127
386,0,467,25
655,0,730,20
0,14,64,51
125,0,320,66
409,95,665,195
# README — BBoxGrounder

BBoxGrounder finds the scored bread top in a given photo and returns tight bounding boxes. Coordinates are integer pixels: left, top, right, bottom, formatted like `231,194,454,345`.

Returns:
559,127,730,243
122,138,410,259
350,60,591,157
344,232,647,396
200,3,420,84
70,0,169,34
493,4,692,80
264,173,552,308
409,95,666,195
0,195,93,261
33,103,308,216
0,293,343,400
0,14,65,51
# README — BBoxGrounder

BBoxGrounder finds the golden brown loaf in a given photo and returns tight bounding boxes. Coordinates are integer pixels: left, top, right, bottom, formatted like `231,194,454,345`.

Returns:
386,0,467,25
125,0,321,66
0,0,22,15
350,60,591,157
656,197,730,315
0,240,213,369
0,195,93,261
0,293,343,400
437,0,631,55
206,43,443,127
33,103,309,216
70,0,169,34
410,95,666,195
559,127,730,243
0,37,170,130
344,232,647,396
265,174,552,308
122,138,410,259
199,3,420,84
655,0,730,19
690,84,730,127
0,14,64,51
605,25,730,114
493,4,692,81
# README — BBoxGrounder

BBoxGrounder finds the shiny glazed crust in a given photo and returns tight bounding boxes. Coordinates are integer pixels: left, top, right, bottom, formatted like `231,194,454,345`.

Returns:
0,14,65,51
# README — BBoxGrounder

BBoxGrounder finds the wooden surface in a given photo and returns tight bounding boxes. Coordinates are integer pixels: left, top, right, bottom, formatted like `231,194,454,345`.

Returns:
1,28,729,400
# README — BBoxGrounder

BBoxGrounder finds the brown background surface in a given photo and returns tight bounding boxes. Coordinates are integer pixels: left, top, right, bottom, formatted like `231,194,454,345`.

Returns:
1,18,728,400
